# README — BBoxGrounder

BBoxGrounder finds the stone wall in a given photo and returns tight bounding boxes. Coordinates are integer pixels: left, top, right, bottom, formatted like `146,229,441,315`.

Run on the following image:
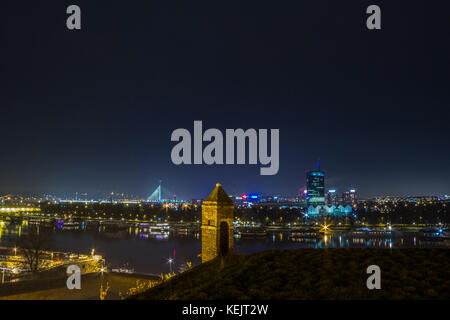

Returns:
201,202,234,263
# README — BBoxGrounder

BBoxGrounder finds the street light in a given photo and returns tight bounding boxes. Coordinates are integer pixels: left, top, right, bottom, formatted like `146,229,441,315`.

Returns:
168,258,173,274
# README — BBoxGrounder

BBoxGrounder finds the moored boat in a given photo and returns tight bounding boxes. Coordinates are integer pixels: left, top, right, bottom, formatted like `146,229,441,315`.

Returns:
419,227,450,241
236,227,268,237
289,228,321,239
347,227,403,238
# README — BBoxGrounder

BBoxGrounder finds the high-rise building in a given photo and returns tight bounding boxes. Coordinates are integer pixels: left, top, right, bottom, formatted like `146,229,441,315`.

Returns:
326,189,337,205
342,189,357,204
297,187,307,203
342,191,350,204
306,163,325,206
349,189,357,204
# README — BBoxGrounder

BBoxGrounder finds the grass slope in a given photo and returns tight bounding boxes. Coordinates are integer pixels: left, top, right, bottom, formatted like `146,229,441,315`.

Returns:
0,273,158,300
132,249,450,300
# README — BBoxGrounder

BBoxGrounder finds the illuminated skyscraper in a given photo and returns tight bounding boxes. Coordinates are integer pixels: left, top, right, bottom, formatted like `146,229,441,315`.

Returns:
306,162,325,206
349,189,357,204
342,189,357,204
326,189,337,205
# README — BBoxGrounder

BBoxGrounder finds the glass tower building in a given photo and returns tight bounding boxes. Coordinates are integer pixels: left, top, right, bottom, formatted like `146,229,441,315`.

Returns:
306,169,325,205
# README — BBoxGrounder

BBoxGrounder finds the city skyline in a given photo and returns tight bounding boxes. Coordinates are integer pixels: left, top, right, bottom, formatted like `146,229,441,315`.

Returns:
1,1,449,200
1,166,448,202
1,0,449,306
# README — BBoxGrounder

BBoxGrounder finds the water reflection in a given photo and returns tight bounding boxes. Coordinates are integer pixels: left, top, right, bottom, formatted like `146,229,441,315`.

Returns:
0,221,447,275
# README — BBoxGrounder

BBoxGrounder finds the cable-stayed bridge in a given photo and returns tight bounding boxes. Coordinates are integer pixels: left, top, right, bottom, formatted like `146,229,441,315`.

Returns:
147,181,183,203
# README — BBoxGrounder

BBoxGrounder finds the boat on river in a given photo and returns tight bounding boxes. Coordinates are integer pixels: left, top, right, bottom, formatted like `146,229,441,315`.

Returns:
419,227,450,241
236,227,268,237
347,227,403,238
289,229,322,239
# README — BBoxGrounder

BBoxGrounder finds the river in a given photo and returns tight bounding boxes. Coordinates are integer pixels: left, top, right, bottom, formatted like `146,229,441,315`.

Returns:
0,221,446,275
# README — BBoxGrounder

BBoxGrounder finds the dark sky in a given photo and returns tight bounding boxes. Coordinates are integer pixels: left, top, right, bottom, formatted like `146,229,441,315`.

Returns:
1,0,449,199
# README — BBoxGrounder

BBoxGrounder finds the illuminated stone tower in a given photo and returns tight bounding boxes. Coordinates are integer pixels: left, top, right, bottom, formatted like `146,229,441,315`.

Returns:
201,183,234,263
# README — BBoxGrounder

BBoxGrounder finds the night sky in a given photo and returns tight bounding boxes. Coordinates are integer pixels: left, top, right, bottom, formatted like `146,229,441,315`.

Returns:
1,1,449,199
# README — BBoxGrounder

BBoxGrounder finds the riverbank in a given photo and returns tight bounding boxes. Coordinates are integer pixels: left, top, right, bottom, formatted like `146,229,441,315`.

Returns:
0,272,159,300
